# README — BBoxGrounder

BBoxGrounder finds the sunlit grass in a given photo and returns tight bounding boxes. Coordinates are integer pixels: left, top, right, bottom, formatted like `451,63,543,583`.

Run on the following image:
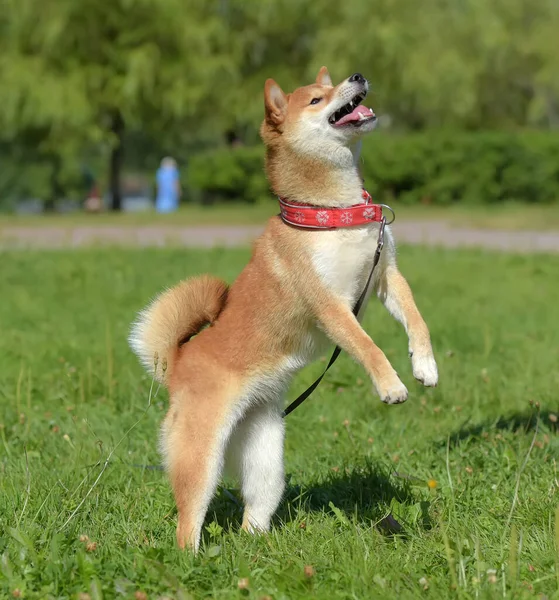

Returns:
0,246,558,599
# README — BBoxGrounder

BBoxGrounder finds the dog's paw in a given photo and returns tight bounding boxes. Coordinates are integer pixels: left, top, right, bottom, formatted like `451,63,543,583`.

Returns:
377,378,408,405
412,353,438,387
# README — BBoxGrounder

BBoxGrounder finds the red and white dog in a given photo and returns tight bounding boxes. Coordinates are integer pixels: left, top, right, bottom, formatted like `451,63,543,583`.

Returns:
130,68,438,552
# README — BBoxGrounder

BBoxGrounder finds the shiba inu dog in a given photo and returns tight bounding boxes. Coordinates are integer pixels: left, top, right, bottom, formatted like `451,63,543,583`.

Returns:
129,67,438,552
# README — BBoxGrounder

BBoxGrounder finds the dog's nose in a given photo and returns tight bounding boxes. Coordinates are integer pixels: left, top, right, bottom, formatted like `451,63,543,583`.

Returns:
349,73,365,84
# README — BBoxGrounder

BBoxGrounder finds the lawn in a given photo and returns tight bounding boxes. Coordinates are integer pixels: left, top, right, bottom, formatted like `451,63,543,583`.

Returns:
1,200,559,231
0,245,558,599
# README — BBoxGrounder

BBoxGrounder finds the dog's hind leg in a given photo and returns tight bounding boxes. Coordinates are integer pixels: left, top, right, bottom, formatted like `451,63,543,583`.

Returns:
226,400,285,533
162,388,245,552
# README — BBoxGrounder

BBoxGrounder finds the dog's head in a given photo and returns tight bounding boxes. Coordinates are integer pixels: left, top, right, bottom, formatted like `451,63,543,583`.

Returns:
260,67,376,160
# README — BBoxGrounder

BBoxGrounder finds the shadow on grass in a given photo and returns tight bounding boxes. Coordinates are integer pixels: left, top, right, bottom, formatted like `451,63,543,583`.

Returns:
205,461,431,543
279,463,414,524
443,407,556,448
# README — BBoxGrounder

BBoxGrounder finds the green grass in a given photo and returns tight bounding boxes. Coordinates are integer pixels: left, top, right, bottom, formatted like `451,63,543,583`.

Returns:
1,200,559,230
0,246,558,599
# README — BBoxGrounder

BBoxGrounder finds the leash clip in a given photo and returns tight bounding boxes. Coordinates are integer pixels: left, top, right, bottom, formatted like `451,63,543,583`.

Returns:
377,216,386,252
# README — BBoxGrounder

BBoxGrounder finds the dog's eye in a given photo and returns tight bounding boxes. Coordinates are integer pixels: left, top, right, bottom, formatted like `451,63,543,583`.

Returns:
309,97,322,105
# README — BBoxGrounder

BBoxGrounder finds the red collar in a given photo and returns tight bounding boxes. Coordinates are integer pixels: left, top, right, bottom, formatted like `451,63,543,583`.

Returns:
279,189,382,229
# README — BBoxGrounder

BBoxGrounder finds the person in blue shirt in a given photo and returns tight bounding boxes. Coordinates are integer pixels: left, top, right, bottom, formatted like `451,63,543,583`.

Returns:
155,157,181,213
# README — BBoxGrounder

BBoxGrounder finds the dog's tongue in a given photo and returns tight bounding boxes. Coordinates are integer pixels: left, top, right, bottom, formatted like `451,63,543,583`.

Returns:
335,105,375,126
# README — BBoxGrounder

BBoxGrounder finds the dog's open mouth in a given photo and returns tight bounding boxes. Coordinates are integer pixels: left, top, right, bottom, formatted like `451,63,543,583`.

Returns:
328,92,376,127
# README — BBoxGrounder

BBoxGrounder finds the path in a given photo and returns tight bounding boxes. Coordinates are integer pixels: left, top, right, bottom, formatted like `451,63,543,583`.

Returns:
1,220,559,253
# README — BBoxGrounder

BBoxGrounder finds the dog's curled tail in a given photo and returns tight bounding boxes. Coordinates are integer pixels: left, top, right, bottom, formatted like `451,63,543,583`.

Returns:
129,275,229,383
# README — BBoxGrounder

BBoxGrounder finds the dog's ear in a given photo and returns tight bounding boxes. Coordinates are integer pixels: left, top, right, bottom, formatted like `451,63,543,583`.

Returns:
264,79,287,126
316,66,332,87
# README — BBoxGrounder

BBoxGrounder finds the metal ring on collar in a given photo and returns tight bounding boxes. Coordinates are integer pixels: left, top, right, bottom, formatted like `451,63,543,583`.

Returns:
380,204,396,225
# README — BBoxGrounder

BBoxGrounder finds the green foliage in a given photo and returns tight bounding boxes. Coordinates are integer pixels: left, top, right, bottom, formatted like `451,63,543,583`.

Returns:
362,131,559,205
0,247,558,597
0,0,233,133
311,0,559,130
0,137,88,206
188,147,268,204
3,0,559,134
0,153,54,208
1,0,559,203
187,132,559,204
0,0,235,205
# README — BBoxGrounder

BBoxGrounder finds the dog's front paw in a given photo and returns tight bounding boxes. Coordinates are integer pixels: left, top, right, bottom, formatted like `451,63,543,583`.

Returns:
411,353,438,387
376,377,408,405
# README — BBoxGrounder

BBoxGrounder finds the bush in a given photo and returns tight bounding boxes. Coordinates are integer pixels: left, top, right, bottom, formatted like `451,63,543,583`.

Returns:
186,132,559,205
0,154,55,210
187,146,267,204
361,131,559,205
0,144,89,211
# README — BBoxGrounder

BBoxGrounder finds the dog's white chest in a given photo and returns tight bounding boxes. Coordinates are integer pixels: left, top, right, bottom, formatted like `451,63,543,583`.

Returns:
310,225,380,304
282,224,383,375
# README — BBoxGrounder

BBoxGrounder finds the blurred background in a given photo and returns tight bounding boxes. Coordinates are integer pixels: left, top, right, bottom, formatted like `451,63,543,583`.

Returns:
1,0,558,219
1,5,559,596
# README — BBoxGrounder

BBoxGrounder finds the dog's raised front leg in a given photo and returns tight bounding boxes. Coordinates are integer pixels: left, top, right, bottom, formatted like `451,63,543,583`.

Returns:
375,264,438,387
312,293,408,404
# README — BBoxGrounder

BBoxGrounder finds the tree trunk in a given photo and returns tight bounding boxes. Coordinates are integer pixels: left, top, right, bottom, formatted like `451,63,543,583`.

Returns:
45,153,63,212
109,111,124,211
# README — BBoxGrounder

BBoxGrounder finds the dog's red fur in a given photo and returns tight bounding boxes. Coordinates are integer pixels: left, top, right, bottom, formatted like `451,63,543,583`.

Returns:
130,67,438,551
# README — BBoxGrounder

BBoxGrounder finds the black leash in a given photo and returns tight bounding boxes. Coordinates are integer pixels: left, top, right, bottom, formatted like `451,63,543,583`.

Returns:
282,215,388,418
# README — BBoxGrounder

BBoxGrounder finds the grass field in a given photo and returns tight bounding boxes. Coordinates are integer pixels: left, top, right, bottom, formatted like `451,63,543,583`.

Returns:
1,200,559,231
0,245,558,599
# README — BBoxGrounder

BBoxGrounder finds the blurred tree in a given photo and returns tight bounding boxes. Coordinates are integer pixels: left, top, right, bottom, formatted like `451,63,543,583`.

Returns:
218,0,316,141
0,0,234,209
310,0,559,129
0,0,558,209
